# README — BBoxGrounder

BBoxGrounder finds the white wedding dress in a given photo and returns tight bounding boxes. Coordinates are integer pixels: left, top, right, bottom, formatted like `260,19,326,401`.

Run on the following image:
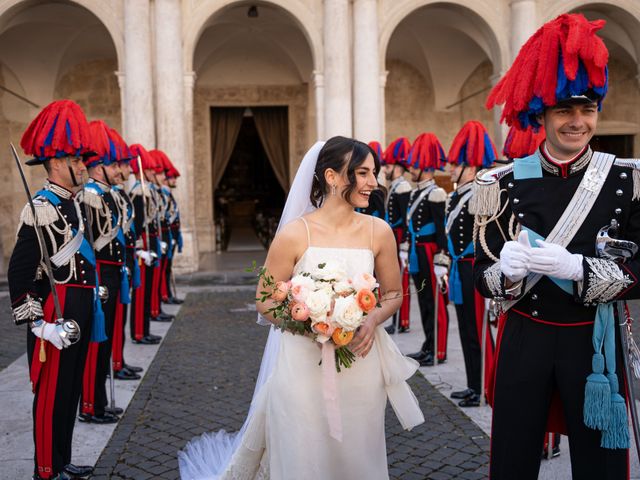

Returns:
179,224,424,480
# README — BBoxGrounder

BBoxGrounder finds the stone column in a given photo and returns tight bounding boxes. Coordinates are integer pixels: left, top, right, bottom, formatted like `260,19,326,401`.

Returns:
313,71,325,140
123,0,155,146
510,0,538,61
353,0,381,142
115,71,126,134
323,0,352,138
379,70,389,144
154,0,198,272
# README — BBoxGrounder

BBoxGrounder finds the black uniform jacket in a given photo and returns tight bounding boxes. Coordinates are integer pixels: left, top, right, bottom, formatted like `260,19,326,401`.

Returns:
473,147,640,325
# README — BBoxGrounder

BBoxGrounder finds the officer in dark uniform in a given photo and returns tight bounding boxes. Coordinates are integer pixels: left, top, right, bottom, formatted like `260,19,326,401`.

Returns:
381,137,413,334
162,157,184,304
403,133,450,366
78,120,126,424
477,13,636,478
9,99,100,480
128,143,162,344
107,127,143,381
443,121,497,407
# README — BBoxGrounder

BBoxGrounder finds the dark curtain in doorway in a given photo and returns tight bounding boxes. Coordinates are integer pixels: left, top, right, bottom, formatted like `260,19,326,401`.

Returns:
253,107,290,192
211,107,245,189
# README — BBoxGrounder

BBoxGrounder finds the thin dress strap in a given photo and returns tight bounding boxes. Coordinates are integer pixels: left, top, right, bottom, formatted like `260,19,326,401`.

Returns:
370,215,374,251
300,217,311,248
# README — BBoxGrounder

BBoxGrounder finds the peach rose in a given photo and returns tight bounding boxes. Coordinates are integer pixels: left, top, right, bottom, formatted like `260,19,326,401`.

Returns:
290,302,310,321
351,272,378,292
270,281,289,302
290,284,311,303
312,321,335,337
332,327,354,347
356,289,377,313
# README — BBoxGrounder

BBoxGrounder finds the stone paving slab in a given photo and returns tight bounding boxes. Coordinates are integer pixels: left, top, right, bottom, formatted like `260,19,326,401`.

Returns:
0,292,25,371
92,289,489,479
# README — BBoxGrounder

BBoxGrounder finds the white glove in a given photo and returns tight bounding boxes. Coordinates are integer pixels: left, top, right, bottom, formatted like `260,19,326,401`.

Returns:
31,322,70,350
500,230,532,282
136,250,153,267
434,264,448,281
399,250,409,269
160,241,168,254
529,240,583,281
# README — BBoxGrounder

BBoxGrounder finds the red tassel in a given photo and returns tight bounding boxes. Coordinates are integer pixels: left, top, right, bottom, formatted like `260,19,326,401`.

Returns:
447,121,497,168
20,100,91,159
409,133,446,171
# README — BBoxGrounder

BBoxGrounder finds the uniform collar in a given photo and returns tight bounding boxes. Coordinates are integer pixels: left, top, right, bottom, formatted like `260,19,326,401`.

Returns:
417,178,435,190
538,142,592,178
44,179,72,200
455,181,473,195
88,177,110,191
390,176,405,189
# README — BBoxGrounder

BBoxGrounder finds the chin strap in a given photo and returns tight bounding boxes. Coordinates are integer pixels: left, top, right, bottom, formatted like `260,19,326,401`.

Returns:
101,165,113,186
65,157,79,187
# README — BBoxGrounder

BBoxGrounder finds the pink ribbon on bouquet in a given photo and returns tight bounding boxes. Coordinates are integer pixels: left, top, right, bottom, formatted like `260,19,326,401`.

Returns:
321,342,343,442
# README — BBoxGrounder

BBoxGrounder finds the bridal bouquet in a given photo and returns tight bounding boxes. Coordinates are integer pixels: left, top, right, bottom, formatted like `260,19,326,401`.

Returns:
255,261,380,371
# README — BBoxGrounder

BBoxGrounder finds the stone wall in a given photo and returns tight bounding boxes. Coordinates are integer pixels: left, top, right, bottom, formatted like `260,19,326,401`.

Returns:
385,58,495,152
193,84,309,253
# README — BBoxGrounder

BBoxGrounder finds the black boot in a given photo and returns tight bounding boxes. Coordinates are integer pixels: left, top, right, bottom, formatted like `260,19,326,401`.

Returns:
64,464,94,478
458,393,481,407
451,388,475,400
123,363,143,373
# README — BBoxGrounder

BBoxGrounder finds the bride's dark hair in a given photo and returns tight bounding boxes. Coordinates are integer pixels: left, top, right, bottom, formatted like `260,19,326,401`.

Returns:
310,136,382,208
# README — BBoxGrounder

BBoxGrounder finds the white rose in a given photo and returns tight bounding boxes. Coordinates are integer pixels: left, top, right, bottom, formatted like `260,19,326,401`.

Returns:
312,261,347,282
332,295,364,331
306,289,333,321
333,280,354,295
290,274,315,289
351,272,379,292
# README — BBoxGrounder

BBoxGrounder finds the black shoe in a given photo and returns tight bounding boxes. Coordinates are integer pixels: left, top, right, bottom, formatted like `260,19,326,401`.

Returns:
34,473,72,480
131,336,161,345
123,363,143,373
398,326,410,333
451,388,475,400
105,405,124,415
552,446,561,458
148,333,162,341
418,352,435,367
64,463,94,478
168,297,184,305
384,324,396,334
115,368,141,380
458,393,481,407
151,315,172,322
407,350,428,361
78,412,119,424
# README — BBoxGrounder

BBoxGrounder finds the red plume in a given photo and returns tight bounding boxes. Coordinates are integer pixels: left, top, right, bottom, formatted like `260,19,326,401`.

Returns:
129,144,155,174
503,126,546,160
407,133,446,171
383,137,411,166
447,121,498,168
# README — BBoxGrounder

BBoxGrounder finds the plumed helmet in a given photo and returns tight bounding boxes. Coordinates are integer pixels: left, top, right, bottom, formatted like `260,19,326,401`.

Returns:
382,137,411,166
486,13,608,130
106,127,133,164
84,120,118,168
128,144,155,174
447,121,498,168
407,133,447,171
21,99,92,165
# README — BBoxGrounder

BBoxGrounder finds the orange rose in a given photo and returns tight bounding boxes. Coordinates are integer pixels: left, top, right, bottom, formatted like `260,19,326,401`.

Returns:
313,322,332,336
356,289,377,313
332,327,354,347
271,281,289,302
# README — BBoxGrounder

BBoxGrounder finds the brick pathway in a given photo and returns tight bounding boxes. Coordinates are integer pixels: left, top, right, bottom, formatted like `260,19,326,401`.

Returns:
92,289,489,479
0,296,25,371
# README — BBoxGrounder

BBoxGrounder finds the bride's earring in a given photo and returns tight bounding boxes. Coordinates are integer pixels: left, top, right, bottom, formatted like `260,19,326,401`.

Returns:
331,184,337,196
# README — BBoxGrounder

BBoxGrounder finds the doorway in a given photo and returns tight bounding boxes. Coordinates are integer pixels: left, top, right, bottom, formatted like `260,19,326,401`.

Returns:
212,107,288,252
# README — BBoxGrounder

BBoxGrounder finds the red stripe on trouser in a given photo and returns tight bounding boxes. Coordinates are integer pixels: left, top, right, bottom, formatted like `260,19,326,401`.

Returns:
421,242,448,360
473,283,495,398
81,342,99,415
111,298,124,371
392,227,411,327
160,257,169,302
150,262,161,317
34,285,66,478
134,262,146,340
487,312,507,475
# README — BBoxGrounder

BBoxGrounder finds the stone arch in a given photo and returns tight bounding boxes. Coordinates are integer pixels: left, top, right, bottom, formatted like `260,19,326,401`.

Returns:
543,0,640,25
380,0,508,77
0,0,123,70
184,0,322,73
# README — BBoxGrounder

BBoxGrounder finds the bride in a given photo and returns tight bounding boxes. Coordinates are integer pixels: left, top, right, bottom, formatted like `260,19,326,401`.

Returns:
179,137,424,480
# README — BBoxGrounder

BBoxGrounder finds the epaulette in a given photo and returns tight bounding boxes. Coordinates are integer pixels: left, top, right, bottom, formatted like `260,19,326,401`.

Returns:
468,164,514,215
79,187,104,209
129,183,150,198
395,179,412,195
18,196,59,228
428,187,447,203
614,158,640,201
